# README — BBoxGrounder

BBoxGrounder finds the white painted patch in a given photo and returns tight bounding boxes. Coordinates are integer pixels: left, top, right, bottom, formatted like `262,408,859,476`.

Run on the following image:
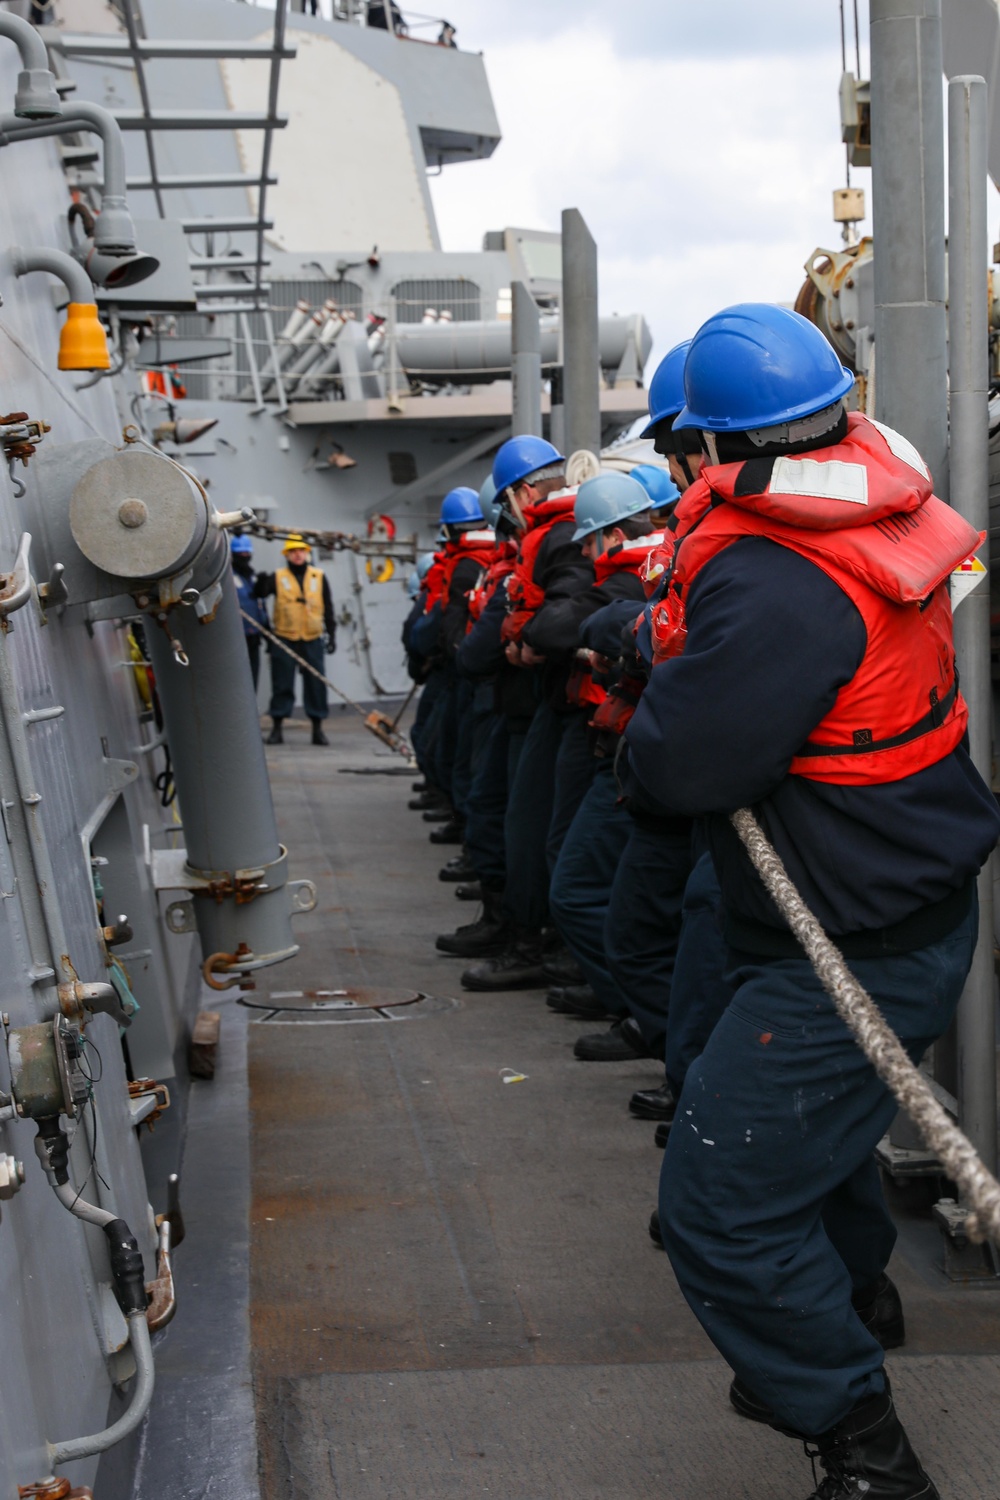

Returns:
223,32,434,252
868,419,931,480
769,456,869,505
702,1138,716,1146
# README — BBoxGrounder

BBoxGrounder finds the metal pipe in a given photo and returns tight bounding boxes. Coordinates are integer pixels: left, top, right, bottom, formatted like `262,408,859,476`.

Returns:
870,0,949,495
561,207,601,460
0,12,61,119
0,104,134,253
0,603,72,986
12,245,94,307
49,1312,154,1464
511,280,542,437
947,74,996,1172
0,12,51,75
143,567,299,969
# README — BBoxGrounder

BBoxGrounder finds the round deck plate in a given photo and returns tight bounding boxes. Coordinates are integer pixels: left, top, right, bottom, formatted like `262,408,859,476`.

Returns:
238,987,457,1023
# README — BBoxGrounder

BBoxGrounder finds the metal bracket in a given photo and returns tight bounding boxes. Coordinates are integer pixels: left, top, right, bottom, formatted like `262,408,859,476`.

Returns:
288,878,317,914
36,561,68,616
932,1197,1000,1283
164,898,195,935
102,756,138,793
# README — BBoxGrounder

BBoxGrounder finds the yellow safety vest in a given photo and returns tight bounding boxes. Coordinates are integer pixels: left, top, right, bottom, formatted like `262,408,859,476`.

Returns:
273,565,325,641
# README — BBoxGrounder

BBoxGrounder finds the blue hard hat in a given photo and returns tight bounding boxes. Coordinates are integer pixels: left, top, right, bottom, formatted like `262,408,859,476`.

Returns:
479,473,501,528
629,464,680,510
673,303,855,434
572,471,652,543
230,534,253,555
640,340,691,437
440,486,485,526
492,435,565,494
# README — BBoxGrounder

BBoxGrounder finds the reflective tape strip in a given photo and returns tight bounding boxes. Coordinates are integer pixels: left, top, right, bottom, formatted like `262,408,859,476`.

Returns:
868,418,931,480
769,456,869,505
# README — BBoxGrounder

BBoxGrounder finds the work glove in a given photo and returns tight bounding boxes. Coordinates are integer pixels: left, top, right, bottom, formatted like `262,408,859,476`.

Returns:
324,632,337,655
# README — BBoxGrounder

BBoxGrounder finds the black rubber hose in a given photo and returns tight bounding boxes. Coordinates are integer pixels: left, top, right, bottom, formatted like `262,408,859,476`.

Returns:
103,1218,148,1315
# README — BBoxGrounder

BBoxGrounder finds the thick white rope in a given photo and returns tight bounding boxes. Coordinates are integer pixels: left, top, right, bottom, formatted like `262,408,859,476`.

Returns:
731,806,1000,1244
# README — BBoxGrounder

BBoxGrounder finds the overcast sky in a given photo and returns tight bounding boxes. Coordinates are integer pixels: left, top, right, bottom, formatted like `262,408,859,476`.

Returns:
423,0,872,372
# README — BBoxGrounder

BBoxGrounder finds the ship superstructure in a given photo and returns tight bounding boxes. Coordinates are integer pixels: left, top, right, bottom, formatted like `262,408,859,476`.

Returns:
45,0,652,698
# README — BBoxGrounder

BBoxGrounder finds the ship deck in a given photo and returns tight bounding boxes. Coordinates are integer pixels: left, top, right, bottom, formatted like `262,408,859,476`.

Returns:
139,712,1000,1500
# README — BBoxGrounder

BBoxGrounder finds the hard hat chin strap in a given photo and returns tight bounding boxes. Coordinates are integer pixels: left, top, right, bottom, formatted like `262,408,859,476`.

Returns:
504,489,528,531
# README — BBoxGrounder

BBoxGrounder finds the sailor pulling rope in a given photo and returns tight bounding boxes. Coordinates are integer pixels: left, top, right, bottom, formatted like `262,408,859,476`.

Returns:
732,806,1000,1245
240,607,414,759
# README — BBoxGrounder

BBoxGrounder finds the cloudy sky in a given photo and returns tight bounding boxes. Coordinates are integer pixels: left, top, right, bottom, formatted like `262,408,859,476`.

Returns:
423,0,872,372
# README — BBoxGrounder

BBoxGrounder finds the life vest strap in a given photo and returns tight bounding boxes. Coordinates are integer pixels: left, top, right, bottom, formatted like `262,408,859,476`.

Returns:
795,675,958,759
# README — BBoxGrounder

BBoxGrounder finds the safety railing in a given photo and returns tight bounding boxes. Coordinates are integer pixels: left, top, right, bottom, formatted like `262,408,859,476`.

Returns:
139,290,487,409
238,0,461,49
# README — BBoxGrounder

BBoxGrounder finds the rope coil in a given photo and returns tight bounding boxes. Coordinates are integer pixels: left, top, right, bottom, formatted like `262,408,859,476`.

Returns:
731,806,1000,1245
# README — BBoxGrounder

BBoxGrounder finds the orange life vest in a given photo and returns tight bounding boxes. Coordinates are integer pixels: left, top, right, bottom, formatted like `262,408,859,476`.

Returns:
502,490,578,643
649,414,981,785
467,542,517,626
570,533,666,712
593,531,667,587
439,529,499,596
422,552,448,614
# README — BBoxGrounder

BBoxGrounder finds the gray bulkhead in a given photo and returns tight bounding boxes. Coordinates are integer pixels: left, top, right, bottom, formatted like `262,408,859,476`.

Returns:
0,41,198,1498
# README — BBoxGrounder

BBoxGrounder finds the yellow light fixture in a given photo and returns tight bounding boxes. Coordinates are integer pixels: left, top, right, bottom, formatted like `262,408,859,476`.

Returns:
58,303,110,371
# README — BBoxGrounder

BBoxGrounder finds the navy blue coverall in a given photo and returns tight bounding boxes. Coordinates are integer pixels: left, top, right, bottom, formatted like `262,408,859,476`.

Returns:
499,519,595,937
545,571,651,1015
626,536,1000,1437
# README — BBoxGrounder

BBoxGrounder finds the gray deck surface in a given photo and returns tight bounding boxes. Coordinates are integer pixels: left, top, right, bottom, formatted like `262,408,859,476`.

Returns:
246,713,1000,1499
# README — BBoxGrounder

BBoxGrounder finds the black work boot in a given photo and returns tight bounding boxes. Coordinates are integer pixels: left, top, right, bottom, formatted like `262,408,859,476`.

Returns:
800,1382,939,1499
310,718,329,746
429,818,465,845
542,951,586,986
409,790,445,811
438,853,475,883
574,1016,659,1062
423,806,455,822
455,883,482,901
461,933,546,991
730,1276,907,1426
654,1119,672,1149
266,718,284,745
629,1081,676,1121
545,984,611,1020
436,889,508,957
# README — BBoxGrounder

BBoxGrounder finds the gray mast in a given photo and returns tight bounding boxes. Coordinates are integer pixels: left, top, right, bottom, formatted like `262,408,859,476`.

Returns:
561,208,601,458
870,0,949,497
947,74,996,1172
511,280,542,437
